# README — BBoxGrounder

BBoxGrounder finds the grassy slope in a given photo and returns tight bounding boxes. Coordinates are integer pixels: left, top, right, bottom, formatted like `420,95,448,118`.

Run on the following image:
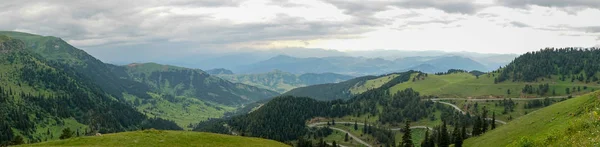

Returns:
390,72,599,98
350,74,399,94
464,92,600,147
127,93,235,129
21,130,289,147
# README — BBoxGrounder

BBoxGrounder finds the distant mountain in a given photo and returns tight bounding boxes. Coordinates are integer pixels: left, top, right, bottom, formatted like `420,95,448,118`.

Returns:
237,55,492,75
421,56,488,72
206,68,234,75
216,70,354,93
402,64,440,73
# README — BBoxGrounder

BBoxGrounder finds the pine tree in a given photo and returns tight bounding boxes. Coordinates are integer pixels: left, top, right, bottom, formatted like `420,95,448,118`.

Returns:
59,128,73,140
482,107,488,133
452,125,463,147
439,121,449,147
421,129,429,147
9,135,25,145
401,122,414,147
332,141,338,147
344,133,349,142
491,112,496,129
354,121,358,130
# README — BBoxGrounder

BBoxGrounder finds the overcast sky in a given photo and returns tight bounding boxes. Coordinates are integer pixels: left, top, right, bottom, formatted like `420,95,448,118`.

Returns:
1,0,600,61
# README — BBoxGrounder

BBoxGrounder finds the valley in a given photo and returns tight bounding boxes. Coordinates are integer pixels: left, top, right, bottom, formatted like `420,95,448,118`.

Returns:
1,31,599,147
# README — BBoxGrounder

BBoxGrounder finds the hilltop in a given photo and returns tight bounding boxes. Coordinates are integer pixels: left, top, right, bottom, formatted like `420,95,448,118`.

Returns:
21,130,288,147
464,91,600,146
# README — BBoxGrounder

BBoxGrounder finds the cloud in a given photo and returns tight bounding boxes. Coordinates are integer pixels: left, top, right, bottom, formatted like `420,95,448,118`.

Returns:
497,0,600,8
510,21,530,28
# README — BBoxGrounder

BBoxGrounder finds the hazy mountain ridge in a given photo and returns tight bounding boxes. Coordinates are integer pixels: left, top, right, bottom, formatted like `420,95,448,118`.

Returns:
216,70,354,93
237,55,491,75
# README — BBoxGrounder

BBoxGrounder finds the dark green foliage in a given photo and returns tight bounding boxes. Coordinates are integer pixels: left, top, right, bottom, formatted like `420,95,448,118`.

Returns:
438,121,450,147
192,119,230,134
491,112,496,130
401,122,414,147
524,98,558,109
283,75,379,101
122,63,278,105
344,133,349,142
0,34,181,144
59,128,73,140
379,88,434,124
497,47,600,82
228,96,348,141
452,125,463,147
8,135,24,146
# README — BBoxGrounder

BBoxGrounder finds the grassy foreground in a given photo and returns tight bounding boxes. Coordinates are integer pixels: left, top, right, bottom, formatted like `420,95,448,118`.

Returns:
20,130,289,147
464,91,600,147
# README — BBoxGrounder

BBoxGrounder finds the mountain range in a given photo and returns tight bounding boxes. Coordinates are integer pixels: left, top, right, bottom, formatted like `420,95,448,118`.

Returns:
235,55,490,75
216,70,354,93
0,31,279,144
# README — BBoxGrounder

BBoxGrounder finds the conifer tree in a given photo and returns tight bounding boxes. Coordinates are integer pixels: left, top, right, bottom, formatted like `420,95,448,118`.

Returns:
401,122,414,147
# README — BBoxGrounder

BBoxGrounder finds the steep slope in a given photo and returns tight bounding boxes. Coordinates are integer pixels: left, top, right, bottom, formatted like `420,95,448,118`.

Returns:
0,36,179,145
282,75,379,100
0,31,152,102
21,130,288,147
283,71,418,101
389,71,599,98
119,63,279,105
464,92,600,146
217,70,354,93
498,48,600,82
388,49,600,98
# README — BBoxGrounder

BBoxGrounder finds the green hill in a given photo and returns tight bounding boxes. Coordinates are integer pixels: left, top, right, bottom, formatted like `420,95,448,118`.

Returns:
0,35,180,145
117,62,278,105
20,130,288,147
0,31,278,144
464,91,600,146
217,70,353,93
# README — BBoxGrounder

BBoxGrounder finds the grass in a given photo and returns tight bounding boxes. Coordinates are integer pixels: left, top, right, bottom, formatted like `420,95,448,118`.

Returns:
19,130,289,147
464,91,600,147
350,74,400,94
130,93,236,129
442,99,564,122
389,73,600,98
322,129,361,146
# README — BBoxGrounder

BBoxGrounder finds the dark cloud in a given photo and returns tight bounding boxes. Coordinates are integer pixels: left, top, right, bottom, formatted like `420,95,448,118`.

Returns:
323,0,483,16
581,26,600,33
498,0,600,8
510,21,530,28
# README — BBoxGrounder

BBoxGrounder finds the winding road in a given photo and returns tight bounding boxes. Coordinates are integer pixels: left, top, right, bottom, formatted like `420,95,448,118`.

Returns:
430,99,510,124
309,121,434,147
306,97,567,146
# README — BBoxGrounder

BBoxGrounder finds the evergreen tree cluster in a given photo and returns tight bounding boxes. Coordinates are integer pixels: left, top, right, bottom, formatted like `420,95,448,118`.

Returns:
497,47,600,82
521,84,550,95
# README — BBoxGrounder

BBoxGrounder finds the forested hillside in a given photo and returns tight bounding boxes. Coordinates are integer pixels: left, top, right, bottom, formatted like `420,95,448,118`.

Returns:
0,31,153,102
0,35,180,145
282,75,379,100
497,47,600,82
217,70,353,93
117,63,278,105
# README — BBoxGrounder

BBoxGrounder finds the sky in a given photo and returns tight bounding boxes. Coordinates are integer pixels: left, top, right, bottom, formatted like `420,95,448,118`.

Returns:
1,0,600,62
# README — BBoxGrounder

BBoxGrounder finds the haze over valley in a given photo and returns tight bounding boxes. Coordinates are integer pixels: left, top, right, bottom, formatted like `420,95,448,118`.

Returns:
1,0,600,147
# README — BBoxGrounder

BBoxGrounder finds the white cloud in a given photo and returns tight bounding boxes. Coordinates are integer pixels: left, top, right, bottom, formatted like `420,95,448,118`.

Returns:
0,0,599,62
